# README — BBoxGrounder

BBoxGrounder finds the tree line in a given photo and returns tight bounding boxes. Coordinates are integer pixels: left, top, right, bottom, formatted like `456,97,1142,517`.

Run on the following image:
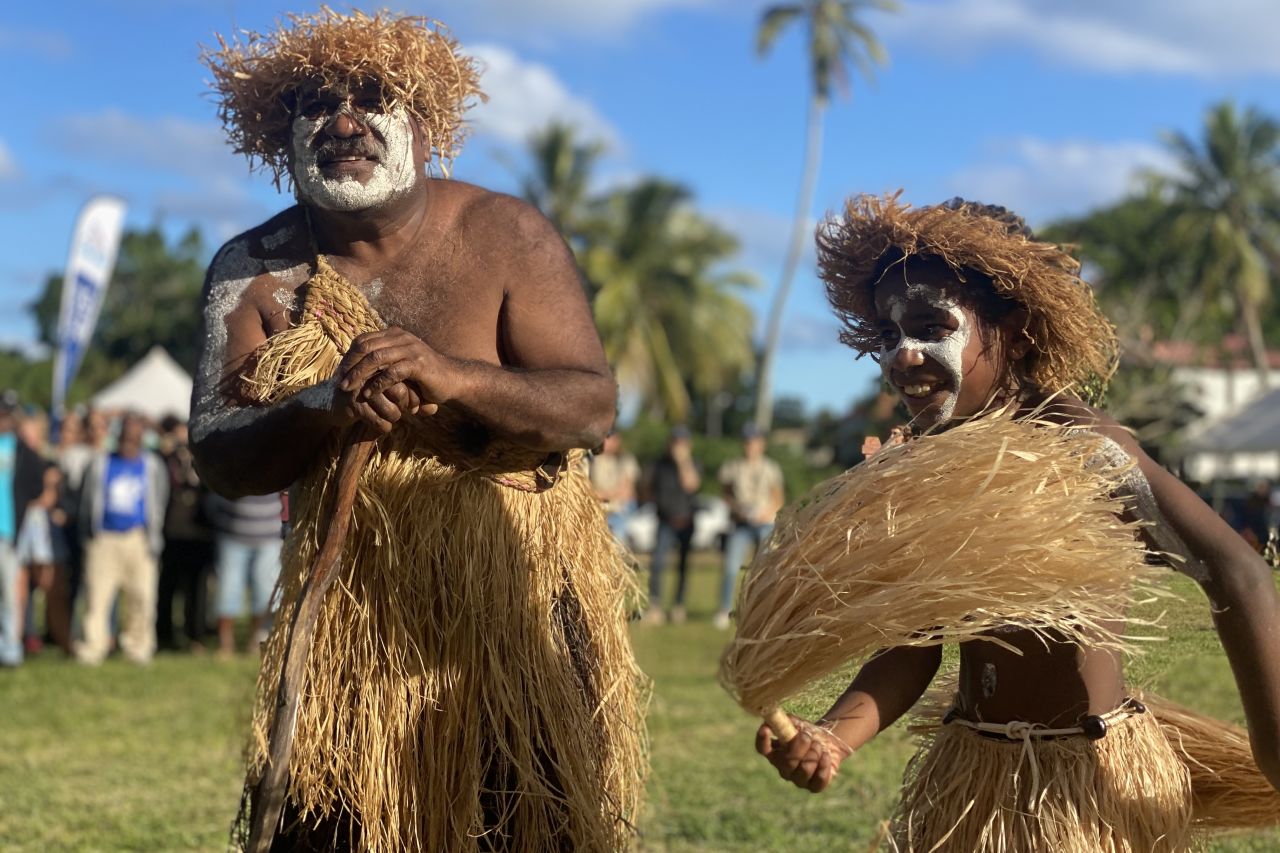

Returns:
5,99,1276,457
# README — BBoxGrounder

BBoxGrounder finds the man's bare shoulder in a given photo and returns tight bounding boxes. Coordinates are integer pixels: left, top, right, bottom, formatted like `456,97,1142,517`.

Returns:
205,208,312,302
428,180,577,291
439,180,551,236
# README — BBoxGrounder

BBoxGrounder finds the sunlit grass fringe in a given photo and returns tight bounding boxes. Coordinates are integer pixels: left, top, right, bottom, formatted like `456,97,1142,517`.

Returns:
890,710,1195,852
1149,696,1280,832
237,258,648,851
720,411,1165,720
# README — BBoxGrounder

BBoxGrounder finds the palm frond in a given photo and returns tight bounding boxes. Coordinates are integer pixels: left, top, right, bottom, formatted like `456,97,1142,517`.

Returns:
756,4,805,56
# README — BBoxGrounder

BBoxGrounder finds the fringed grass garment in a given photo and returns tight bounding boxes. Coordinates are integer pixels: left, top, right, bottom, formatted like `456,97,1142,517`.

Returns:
720,412,1161,720
236,256,648,851
892,708,1195,853
1149,697,1280,831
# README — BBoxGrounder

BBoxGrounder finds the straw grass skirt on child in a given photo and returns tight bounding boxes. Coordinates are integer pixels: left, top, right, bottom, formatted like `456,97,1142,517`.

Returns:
891,703,1194,853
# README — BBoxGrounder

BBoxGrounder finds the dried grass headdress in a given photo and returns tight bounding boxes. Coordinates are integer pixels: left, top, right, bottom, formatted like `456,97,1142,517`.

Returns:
817,193,1119,402
202,7,485,187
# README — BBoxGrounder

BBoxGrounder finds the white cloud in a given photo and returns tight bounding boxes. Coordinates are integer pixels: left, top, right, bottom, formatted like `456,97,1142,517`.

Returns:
468,44,620,147
153,176,274,243
0,26,72,60
45,110,272,239
710,207,818,280
945,137,1179,224
781,313,843,351
885,0,1280,76
49,110,238,179
0,140,16,181
434,0,719,38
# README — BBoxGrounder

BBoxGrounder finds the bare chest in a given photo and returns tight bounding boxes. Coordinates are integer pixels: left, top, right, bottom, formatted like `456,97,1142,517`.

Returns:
266,248,504,362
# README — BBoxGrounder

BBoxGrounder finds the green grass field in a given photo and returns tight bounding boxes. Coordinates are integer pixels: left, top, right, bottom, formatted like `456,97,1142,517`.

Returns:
1,555,1278,851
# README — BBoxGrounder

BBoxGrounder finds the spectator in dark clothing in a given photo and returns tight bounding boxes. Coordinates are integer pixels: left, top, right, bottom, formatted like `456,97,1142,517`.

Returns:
208,492,284,656
644,425,701,625
0,394,48,666
156,417,215,652
1240,480,1277,554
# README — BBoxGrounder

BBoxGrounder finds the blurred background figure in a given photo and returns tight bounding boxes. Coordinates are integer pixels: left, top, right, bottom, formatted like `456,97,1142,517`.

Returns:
58,409,101,638
75,412,168,665
207,492,283,657
645,425,701,625
18,464,72,655
0,393,48,666
590,431,640,542
714,424,784,629
156,415,214,653
1238,479,1277,554
861,424,908,460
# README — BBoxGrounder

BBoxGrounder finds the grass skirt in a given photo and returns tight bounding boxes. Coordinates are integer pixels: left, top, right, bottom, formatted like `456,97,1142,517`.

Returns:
245,441,647,851
1152,697,1280,831
234,257,648,851
891,708,1195,852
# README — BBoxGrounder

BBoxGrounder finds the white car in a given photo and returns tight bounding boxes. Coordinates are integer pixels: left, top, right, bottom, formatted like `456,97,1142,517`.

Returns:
622,496,732,553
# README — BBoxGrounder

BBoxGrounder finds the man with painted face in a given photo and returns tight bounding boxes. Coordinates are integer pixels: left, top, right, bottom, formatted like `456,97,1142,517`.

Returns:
195,11,646,852
751,194,1280,851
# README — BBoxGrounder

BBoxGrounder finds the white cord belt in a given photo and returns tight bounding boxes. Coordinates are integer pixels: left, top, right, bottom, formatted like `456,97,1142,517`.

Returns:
943,698,1147,807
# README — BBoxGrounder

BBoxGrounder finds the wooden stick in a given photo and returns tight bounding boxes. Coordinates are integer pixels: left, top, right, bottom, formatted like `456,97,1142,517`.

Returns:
246,429,376,853
764,708,798,743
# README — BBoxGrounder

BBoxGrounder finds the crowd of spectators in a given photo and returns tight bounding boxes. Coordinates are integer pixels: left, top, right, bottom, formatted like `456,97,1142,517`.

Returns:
0,392,284,667
590,424,785,629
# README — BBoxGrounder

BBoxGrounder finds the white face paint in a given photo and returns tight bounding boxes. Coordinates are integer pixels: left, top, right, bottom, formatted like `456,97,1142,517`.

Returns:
290,106,419,212
879,282,973,423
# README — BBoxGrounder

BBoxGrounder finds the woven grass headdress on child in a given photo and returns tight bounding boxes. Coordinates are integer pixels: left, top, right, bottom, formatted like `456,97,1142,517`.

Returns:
202,7,485,187
817,193,1119,404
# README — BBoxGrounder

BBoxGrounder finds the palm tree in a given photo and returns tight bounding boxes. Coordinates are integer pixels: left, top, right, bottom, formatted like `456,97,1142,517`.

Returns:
580,179,757,422
1161,101,1280,387
752,0,897,431
520,122,605,251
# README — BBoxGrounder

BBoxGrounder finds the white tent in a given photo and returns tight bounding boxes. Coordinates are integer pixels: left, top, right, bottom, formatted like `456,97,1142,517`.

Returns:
91,346,192,421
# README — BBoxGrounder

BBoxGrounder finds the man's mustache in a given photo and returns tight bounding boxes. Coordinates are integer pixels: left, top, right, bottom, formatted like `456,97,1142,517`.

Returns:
313,138,383,162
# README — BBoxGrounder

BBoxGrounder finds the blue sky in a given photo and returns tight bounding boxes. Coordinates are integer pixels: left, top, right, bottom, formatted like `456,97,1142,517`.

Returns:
3,0,1279,415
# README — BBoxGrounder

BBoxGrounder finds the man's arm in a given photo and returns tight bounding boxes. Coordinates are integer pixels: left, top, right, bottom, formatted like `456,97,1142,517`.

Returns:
188,237,357,498
340,197,616,453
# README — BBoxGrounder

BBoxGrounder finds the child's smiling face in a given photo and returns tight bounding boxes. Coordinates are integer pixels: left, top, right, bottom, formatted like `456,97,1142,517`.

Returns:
873,257,1015,427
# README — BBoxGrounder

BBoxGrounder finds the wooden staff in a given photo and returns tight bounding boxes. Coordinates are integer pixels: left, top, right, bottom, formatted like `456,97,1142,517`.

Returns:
246,429,376,852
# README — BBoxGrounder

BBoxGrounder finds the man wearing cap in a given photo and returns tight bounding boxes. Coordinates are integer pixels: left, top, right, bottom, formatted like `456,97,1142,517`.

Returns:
714,425,784,629
193,9,645,850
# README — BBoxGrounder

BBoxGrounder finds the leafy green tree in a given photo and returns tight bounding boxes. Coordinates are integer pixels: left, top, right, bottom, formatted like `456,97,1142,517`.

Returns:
23,225,208,408
1158,101,1280,386
753,0,897,431
31,226,208,374
579,179,757,423
520,122,605,249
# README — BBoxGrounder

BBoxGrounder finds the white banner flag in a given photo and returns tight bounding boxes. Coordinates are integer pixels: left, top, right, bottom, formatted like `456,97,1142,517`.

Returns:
52,195,126,416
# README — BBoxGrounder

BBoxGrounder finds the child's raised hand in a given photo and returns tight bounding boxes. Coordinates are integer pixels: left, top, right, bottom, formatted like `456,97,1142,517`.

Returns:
755,715,853,793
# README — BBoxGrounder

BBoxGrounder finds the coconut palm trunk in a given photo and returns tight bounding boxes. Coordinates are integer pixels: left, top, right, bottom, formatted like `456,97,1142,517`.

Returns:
755,94,826,431
751,0,896,430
